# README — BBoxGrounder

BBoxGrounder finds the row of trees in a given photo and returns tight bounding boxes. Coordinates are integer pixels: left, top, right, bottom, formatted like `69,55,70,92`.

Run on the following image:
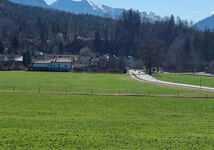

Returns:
1,0,214,72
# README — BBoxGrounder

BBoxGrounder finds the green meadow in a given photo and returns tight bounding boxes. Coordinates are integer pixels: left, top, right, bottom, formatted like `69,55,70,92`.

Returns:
0,71,214,149
153,73,214,88
0,71,212,97
0,93,214,149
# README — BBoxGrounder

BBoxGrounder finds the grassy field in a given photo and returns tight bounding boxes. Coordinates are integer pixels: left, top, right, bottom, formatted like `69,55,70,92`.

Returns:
0,92,214,149
0,71,213,97
1,71,214,149
153,73,214,88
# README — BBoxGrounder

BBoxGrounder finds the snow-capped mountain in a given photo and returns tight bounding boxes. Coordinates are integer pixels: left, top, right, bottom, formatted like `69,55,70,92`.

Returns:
50,0,124,18
196,15,214,31
9,0,48,8
8,0,124,18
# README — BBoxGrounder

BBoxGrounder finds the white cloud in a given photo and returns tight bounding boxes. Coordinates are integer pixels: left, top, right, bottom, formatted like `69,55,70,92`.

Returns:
210,11,214,15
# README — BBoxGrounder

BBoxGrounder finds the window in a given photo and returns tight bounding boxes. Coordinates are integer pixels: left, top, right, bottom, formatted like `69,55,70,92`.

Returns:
65,65,67,68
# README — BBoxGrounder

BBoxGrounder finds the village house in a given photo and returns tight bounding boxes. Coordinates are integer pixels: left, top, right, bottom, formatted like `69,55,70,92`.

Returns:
30,55,74,72
0,54,23,62
31,58,53,71
72,56,93,72
30,54,126,73
0,54,24,71
50,56,73,72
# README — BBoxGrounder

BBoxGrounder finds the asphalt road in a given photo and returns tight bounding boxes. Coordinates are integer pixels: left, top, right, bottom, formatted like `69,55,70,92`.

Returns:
129,70,214,92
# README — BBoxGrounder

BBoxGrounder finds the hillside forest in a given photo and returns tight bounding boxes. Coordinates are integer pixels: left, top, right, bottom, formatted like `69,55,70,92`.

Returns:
1,0,214,72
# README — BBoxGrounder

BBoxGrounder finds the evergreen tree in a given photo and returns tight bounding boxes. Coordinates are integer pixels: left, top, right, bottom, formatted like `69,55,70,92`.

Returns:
58,42,64,54
0,40,4,54
12,37,20,54
23,50,31,67
93,31,103,54
118,9,141,56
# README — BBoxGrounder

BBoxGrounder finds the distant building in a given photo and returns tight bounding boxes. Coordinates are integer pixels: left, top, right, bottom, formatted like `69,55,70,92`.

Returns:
31,58,53,71
0,54,24,71
30,54,125,73
30,55,74,72
0,54,23,62
90,57,100,67
50,56,73,72
72,56,92,72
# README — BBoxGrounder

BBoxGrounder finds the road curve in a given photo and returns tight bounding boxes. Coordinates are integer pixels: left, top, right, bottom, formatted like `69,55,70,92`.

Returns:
129,70,214,92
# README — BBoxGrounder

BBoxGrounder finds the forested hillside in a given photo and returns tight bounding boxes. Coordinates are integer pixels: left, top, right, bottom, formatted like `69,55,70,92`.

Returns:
1,0,214,72
196,15,214,31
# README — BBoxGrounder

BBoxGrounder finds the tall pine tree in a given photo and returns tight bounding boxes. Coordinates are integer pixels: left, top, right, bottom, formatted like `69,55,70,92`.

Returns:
0,40,4,54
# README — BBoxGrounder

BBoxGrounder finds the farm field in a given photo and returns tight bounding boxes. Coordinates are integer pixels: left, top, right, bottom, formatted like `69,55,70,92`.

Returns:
0,71,213,97
0,92,214,149
0,71,214,149
153,73,214,88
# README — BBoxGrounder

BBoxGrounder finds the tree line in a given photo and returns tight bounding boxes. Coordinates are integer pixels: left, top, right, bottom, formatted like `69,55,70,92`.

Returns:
0,0,214,73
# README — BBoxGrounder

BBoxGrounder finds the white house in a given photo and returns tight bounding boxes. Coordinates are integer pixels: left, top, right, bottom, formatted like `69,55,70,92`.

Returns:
31,56,73,72
50,56,73,72
31,58,53,71
0,54,23,62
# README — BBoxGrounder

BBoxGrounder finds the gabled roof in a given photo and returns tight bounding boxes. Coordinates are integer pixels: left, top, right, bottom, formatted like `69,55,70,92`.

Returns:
91,57,100,62
32,55,74,64
54,57,73,63
31,58,53,64
78,56,92,62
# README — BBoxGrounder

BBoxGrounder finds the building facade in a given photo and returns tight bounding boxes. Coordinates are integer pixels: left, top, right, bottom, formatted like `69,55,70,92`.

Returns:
31,55,73,72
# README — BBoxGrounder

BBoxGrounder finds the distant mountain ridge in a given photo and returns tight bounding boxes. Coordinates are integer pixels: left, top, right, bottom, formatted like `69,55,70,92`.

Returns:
9,0,124,18
196,15,214,31
50,0,124,18
9,0,48,8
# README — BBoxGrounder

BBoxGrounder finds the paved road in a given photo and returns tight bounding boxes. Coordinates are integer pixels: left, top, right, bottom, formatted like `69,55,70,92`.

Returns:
129,70,214,92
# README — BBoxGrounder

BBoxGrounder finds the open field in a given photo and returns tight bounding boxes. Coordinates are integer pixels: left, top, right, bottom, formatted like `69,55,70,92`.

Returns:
0,71,213,97
153,73,214,88
1,71,214,149
0,92,214,149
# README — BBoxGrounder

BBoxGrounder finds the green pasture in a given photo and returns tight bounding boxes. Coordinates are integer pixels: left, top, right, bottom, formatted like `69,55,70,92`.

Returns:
0,71,212,97
153,73,214,88
0,93,214,149
0,71,214,149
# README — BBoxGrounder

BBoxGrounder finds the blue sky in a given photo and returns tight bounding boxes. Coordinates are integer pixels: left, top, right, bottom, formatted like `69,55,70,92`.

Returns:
45,0,214,22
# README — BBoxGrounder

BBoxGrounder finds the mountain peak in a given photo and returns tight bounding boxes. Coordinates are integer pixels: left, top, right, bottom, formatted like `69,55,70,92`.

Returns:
196,15,214,31
9,0,48,8
9,0,124,18
50,0,124,18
